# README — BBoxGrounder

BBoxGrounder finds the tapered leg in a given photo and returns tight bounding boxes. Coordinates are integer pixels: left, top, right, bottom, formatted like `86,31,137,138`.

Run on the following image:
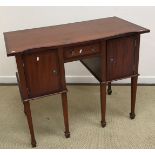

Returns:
130,76,138,119
107,82,112,95
24,101,36,147
61,92,70,138
100,82,107,127
23,102,26,115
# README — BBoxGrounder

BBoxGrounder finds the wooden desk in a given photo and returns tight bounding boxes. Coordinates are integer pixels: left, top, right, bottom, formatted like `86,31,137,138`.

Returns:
4,17,150,147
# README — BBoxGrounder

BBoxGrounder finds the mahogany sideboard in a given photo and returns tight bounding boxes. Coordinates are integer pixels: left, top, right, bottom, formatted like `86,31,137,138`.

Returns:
3,17,150,147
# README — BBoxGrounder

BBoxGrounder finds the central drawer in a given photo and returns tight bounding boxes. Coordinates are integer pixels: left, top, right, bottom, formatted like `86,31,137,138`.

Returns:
64,42,100,61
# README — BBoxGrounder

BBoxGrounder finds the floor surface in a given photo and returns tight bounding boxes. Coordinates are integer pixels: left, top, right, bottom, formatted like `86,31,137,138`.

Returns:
0,85,154,148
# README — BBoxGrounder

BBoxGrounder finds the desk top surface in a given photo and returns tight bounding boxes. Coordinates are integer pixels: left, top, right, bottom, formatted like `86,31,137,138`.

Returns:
4,16,150,56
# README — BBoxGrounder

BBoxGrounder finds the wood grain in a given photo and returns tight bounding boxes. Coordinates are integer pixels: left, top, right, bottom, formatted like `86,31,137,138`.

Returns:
107,35,137,81
4,17,149,56
23,49,62,98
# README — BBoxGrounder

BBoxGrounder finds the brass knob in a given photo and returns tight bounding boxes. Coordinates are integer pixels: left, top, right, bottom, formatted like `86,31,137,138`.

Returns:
52,69,58,75
37,56,39,61
110,58,116,64
110,58,114,62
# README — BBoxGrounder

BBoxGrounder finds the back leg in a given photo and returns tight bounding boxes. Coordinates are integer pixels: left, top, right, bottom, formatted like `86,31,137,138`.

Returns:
107,82,112,95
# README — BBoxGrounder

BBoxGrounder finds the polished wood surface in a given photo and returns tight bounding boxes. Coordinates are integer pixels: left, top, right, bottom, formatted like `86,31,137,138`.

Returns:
64,42,100,61
4,17,149,56
61,92,70,138
81,35,140,82
107,35,137,81
23,49,62,98
3,17,150,147
24,101,36,147
100,82,107,127
130,76,138,119
15,55,29,100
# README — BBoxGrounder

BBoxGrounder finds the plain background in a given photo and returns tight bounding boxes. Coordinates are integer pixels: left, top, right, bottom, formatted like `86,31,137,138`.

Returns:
0,6,154,83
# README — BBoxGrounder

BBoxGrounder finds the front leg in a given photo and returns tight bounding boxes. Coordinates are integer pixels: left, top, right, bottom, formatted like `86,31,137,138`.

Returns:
61,92,70,138
130,76,138,119
24,101,36,147
100,82,107,127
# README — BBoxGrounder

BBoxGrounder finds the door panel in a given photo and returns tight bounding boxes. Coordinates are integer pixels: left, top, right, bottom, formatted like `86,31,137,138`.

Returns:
23,49,62,98
107,35,136,81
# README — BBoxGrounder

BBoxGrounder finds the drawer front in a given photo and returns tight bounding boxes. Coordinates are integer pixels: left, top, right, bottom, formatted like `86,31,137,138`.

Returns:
64,43,100,60
23,50,62,98
107,35,138,81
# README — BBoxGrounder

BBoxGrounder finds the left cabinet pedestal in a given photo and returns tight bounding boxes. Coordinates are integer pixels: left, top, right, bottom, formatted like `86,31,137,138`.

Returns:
15,48,69,147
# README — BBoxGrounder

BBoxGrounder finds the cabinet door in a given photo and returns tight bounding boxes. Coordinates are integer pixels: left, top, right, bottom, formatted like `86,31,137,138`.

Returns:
107,35,138,81
23,49,62,98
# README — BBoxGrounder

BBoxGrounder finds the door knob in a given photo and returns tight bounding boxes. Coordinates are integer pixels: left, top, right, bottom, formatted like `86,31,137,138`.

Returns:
110,58,116,64
110,58,114,62
52,69,58,75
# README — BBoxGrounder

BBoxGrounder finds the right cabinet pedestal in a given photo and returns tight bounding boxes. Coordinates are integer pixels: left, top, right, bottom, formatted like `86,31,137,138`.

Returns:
107,35,140,81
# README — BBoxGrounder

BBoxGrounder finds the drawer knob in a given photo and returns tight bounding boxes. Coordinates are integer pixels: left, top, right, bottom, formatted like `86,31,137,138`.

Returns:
79,49,83,54
52,69,58,75
37,56,39,61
